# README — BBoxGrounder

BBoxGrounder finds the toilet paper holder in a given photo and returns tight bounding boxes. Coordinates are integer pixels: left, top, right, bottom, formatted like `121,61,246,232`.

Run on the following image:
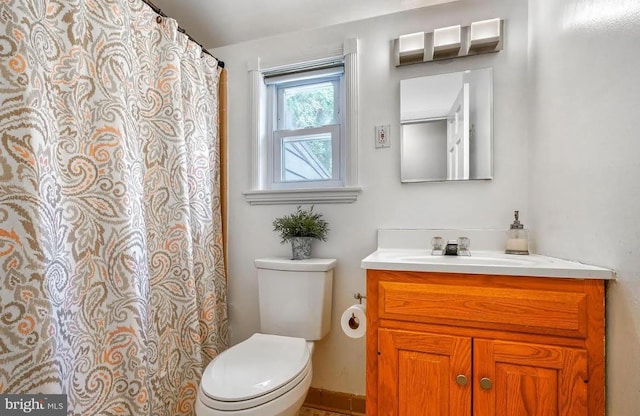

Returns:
349,293,367,330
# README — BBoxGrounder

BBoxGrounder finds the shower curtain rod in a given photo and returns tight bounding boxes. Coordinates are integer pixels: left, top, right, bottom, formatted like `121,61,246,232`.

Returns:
141,0,225,68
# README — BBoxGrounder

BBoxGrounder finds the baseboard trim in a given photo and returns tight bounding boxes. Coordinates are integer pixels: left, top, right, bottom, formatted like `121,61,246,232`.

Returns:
303,388,366,416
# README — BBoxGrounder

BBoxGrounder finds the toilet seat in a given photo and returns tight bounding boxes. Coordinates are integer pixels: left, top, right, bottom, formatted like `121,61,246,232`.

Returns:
199,333,311,412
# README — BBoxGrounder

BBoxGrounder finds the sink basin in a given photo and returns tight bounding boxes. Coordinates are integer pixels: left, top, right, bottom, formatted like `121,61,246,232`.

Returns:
361,248,613,279
360,230,614,279
398,255,538,267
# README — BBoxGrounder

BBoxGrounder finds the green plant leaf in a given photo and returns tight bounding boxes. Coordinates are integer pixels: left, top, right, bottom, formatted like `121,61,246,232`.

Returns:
272,205,329,244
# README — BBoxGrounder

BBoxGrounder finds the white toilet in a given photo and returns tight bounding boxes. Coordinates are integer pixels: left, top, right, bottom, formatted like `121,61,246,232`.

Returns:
196,257,336,416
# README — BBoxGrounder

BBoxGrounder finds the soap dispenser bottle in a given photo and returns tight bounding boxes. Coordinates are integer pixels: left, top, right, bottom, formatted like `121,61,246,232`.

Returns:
505,210,529,255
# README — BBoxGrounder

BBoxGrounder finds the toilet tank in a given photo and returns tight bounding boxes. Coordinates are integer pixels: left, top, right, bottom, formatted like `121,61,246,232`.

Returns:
255,257,336,340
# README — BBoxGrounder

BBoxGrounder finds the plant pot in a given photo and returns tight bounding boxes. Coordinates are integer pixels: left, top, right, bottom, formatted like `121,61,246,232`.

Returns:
291,237,313,260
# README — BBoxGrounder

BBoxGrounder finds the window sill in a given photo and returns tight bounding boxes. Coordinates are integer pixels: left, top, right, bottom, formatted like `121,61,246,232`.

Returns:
243,187,361,205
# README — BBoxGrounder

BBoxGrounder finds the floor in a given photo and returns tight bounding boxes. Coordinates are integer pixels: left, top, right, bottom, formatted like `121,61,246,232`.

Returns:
298,407,349,416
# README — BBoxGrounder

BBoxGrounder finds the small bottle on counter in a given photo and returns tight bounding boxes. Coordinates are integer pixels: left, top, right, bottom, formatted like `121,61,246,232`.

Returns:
505,210,529,255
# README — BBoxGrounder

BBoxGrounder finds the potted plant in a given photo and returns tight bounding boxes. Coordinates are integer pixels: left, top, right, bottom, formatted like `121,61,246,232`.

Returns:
272,205,329,260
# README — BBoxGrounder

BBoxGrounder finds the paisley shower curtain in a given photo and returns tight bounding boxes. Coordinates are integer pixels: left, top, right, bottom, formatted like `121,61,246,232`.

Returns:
0,1,228,415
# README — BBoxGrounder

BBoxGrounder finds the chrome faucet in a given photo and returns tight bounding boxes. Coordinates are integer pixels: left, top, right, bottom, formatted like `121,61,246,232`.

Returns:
444,240,458,255
435,237,471,256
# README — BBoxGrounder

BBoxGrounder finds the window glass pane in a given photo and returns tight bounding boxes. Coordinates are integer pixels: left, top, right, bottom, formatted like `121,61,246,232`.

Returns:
282,81,335,129
281,133,333,181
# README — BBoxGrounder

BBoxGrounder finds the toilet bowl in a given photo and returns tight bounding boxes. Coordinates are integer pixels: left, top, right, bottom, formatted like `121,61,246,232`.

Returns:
196,257,335,416
196,334,313,416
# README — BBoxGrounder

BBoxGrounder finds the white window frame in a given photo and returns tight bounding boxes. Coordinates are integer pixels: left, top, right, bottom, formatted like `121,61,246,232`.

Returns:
244,39,360,205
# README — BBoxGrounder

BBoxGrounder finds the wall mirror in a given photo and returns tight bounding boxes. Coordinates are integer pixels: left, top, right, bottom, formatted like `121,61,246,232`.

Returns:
400,67,493,182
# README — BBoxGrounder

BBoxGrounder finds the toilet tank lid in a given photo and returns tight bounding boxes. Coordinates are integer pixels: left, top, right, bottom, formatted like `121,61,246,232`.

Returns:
255,257,336,272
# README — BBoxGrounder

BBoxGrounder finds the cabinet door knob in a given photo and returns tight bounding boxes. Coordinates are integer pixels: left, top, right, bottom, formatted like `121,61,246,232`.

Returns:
480,377,493,390
455,374,468,386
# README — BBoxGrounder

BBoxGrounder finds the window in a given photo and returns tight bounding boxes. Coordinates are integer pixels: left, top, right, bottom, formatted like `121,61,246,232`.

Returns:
245,39,360,205
268,69,343,188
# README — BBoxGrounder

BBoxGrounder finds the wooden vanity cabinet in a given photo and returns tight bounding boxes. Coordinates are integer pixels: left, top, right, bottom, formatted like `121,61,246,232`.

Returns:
366,270,605,416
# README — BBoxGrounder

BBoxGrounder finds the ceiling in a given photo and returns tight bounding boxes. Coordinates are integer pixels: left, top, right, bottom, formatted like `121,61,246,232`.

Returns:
150,0,457,49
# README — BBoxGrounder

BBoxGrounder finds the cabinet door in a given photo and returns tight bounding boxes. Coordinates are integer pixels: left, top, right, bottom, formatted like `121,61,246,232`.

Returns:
378,329,471,416
474,339,588,416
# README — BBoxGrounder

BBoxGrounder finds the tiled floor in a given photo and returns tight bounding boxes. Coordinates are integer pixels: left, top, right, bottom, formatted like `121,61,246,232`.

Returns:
298,407,349,416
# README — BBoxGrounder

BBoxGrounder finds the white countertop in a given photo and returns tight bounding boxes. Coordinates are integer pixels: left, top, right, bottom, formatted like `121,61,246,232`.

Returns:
361,249,614,279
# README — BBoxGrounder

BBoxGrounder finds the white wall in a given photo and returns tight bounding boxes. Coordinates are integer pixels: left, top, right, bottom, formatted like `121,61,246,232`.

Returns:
527,1,640,413
214,0,529,395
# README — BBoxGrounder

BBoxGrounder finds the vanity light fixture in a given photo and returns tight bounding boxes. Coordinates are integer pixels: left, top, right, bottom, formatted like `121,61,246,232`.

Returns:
395,18,503,66
432,25,462,59
469,18,503,53
397,32,425,65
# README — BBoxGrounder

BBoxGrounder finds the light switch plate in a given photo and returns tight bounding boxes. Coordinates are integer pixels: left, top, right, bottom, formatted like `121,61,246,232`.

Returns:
375,125,390,148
